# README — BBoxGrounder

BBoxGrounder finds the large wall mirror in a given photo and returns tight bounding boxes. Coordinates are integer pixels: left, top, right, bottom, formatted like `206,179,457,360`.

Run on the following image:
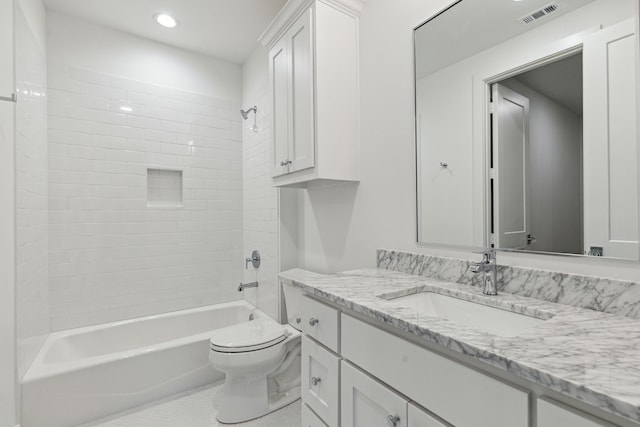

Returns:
415,0,640,260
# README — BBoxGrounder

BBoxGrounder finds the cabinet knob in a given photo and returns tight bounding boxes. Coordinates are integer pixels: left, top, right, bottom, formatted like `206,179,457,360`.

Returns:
280,159,292,167
308,317,319,326
311,376,322,386
387,415,400,427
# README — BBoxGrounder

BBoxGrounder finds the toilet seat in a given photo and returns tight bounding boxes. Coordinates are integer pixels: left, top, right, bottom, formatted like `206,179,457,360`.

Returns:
210,319,287,353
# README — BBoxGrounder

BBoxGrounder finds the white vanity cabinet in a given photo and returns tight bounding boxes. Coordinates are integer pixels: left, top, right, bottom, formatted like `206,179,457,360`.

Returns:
341,314,529,427
537,398,615,427
341,360,449,427
300,296,341,427
262,0,361,188
341,361,407,427
302,402,329,427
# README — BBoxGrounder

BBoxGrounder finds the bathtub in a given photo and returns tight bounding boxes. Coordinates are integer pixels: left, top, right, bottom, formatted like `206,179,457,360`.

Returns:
22,300,263,427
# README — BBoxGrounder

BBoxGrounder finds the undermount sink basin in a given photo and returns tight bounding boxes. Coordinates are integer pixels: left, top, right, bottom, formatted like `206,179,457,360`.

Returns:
384,292,546,337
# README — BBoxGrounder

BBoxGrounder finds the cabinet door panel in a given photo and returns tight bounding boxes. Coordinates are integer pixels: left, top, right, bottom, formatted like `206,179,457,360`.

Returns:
302,335,340,427
302,403,328,427
341,361,407,427
288,7,315,173
270,38,290,177
538,398,614,427
408,403,449,427
341,314,528,427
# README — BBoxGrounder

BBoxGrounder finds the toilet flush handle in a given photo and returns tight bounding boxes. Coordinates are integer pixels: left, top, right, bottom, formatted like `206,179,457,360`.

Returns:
308,317,319,326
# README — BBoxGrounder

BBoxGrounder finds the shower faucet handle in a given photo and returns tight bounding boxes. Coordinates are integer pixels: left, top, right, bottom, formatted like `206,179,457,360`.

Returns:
245,250,261,269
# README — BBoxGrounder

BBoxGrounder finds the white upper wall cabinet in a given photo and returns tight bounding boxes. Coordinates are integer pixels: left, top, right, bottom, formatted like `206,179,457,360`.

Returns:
261,0,362,188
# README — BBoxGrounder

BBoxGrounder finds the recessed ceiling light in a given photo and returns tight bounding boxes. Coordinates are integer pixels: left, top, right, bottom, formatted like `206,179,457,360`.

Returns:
154,13,179,29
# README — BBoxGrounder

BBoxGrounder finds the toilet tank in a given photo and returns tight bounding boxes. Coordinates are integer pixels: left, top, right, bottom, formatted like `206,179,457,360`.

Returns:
280,269,323,331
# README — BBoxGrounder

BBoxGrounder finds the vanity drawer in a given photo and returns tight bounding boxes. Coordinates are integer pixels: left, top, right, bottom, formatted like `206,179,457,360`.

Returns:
302,295,340,352
302,335,340,427
537,397,615,427
302,402,328,427
341,314,529,427
341,361,408,427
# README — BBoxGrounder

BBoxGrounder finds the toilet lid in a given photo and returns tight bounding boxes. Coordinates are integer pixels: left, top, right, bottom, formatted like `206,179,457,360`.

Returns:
210,319,287,353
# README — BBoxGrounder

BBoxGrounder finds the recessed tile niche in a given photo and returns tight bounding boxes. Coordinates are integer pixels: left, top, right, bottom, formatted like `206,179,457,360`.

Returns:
147,169,183,208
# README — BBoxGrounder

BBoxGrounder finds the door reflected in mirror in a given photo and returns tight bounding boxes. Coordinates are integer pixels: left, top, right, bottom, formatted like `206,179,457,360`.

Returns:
414,0,639,260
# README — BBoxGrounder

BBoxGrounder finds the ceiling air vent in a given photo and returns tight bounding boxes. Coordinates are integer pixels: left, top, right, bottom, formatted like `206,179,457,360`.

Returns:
519,2,559,25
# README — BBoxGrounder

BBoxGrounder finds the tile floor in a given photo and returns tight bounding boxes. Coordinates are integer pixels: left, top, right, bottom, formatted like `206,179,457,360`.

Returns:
85,383,301,427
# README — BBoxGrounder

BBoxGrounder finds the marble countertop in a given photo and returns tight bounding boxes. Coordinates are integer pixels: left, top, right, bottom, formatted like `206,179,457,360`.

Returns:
283,268,640,424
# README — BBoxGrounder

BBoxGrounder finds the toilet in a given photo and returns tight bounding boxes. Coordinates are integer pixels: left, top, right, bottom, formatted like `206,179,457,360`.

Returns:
209,269,321,424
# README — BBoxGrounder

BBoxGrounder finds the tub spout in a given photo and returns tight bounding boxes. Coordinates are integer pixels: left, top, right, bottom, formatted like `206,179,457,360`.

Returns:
238,281,258,292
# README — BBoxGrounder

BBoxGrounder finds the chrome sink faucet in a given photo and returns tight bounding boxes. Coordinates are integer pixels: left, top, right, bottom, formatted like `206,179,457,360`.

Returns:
470,249,498,295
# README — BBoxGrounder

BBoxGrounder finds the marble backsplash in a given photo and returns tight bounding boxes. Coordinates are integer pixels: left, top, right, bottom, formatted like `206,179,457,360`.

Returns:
377,249,640,319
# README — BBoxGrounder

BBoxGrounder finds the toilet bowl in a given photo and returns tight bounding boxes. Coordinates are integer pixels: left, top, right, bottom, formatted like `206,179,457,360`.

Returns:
209,269,321,424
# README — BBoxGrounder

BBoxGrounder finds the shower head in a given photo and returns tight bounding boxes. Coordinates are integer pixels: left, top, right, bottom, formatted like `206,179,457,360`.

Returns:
240,106,257,120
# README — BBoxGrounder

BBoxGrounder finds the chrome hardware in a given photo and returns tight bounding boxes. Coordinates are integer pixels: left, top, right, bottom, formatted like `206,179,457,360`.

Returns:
440,162,448,168
296,317,302,324
311,376,322,386
308,317,319,326
0,93,17,103
238,281,258,292
387,415,400,427
245,249,261,269
248,313,255,321
280,159,292,167
527,233,536,245
471,249,498,295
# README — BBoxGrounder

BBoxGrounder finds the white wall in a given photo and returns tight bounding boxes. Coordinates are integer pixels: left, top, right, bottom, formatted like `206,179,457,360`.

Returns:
47,13,241,102
15,0,49,384
0,0,16,422
241,46,279,320
47,13,245,330
296,0,640,281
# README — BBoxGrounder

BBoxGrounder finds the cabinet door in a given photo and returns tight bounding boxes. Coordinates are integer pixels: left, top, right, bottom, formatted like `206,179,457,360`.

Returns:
538,398,614,427
341,361,407,427
302,403,328,427
270,36,290,177
287,7,315,173
302,335,340,427
408,403,450,427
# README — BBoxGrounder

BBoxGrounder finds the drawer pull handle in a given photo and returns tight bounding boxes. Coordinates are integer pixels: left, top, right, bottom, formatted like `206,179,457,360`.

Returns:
308,317,319,326
280,159,292,166
387,415,400,427
311,376,322,386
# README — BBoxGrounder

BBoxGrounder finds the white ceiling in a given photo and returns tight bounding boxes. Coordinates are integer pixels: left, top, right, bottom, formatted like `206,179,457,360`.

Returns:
514,52,583,116
415,0,596,78
43,0,288,64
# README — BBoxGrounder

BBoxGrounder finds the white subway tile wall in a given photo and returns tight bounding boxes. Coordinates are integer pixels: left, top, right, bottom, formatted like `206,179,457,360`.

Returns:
16,4,49,379
48,63,244,331
242,51,279,320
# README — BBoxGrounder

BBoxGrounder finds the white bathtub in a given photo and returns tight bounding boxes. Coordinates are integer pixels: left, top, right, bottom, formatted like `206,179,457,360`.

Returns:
22,300,262,427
